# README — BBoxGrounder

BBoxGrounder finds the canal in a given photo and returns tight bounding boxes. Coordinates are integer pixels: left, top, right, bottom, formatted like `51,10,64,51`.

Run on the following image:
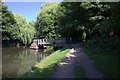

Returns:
2,46,49,78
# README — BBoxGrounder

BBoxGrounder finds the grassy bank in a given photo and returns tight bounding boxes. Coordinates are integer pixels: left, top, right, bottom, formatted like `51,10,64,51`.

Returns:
84,48,120,78
20,46,72,78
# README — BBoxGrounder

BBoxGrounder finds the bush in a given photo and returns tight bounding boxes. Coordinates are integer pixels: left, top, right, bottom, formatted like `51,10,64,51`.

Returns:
85,35,120,55
46,46,54,53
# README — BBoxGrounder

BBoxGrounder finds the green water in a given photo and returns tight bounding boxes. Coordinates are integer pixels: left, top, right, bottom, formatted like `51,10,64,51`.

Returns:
2,46,49,78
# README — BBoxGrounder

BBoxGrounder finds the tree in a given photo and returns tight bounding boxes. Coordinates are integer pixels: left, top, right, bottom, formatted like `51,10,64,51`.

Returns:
36,2,61,39
97,2,120,36
2,2,36,45
2,3,17,40
13,13,27,42
13,13,36,44
57,2,111,41
57,2,90,41
26,21,36,44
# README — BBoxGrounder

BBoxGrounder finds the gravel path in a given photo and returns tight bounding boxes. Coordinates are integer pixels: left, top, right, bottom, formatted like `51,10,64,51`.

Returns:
51,48,76,78
51,43,103,78
72,43,103,78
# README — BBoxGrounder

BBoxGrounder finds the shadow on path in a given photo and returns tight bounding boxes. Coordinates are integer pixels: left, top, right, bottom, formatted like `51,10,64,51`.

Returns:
51,48,76,78
73,43,103,78
51,43,103,78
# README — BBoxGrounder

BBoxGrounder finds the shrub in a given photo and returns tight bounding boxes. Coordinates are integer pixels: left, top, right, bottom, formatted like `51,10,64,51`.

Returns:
46,46,54,53
85,35,120,55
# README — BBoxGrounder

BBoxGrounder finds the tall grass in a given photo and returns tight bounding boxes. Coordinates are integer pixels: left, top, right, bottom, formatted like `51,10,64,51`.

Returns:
84,46,120,78
85,35,120,55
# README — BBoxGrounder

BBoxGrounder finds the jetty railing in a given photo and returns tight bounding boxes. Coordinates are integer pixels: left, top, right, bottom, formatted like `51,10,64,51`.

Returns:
33,38,66,46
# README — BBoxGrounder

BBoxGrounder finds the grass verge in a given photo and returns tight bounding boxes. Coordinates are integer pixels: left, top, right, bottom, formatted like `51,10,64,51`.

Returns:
19,46,72,78
74,61,86,79
84,48,120,78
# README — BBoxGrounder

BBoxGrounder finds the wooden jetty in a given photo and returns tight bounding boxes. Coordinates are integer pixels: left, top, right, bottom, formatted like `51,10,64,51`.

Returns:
33,38,66,47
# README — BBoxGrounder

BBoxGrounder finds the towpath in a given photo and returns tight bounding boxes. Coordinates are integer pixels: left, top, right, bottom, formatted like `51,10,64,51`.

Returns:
51,43,103,78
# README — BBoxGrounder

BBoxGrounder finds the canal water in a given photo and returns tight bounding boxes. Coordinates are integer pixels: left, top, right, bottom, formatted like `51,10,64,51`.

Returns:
2,46,49,78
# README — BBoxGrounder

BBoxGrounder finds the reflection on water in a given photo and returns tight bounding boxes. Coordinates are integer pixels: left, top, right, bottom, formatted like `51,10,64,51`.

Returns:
2,46,49,78
30,49,47,62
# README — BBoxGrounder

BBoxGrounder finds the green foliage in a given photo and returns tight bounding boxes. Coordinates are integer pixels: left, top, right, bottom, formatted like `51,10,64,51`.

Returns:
46,46,54,53
2,3,17,40
2,2,36,44
13,13,27,40
97,3,120,36
36,2,61,39
13,13,36,44
57,2,89,41
82,31,87,42
85,35,120,55
84,2,120,56
56,2,110,41
25,21,36,44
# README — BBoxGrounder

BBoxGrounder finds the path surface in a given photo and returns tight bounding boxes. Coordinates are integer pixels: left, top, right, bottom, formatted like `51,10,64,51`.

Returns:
72,43,103,78
51,43,103,78
51,48,76,78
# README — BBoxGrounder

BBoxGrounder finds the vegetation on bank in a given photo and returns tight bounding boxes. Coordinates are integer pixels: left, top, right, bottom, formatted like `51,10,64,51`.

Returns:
83,31,120,78
74,60,86,78
84,47,120,78
46,46,64,53
19,46,71,78
46,46,54,53
1,2,36,45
